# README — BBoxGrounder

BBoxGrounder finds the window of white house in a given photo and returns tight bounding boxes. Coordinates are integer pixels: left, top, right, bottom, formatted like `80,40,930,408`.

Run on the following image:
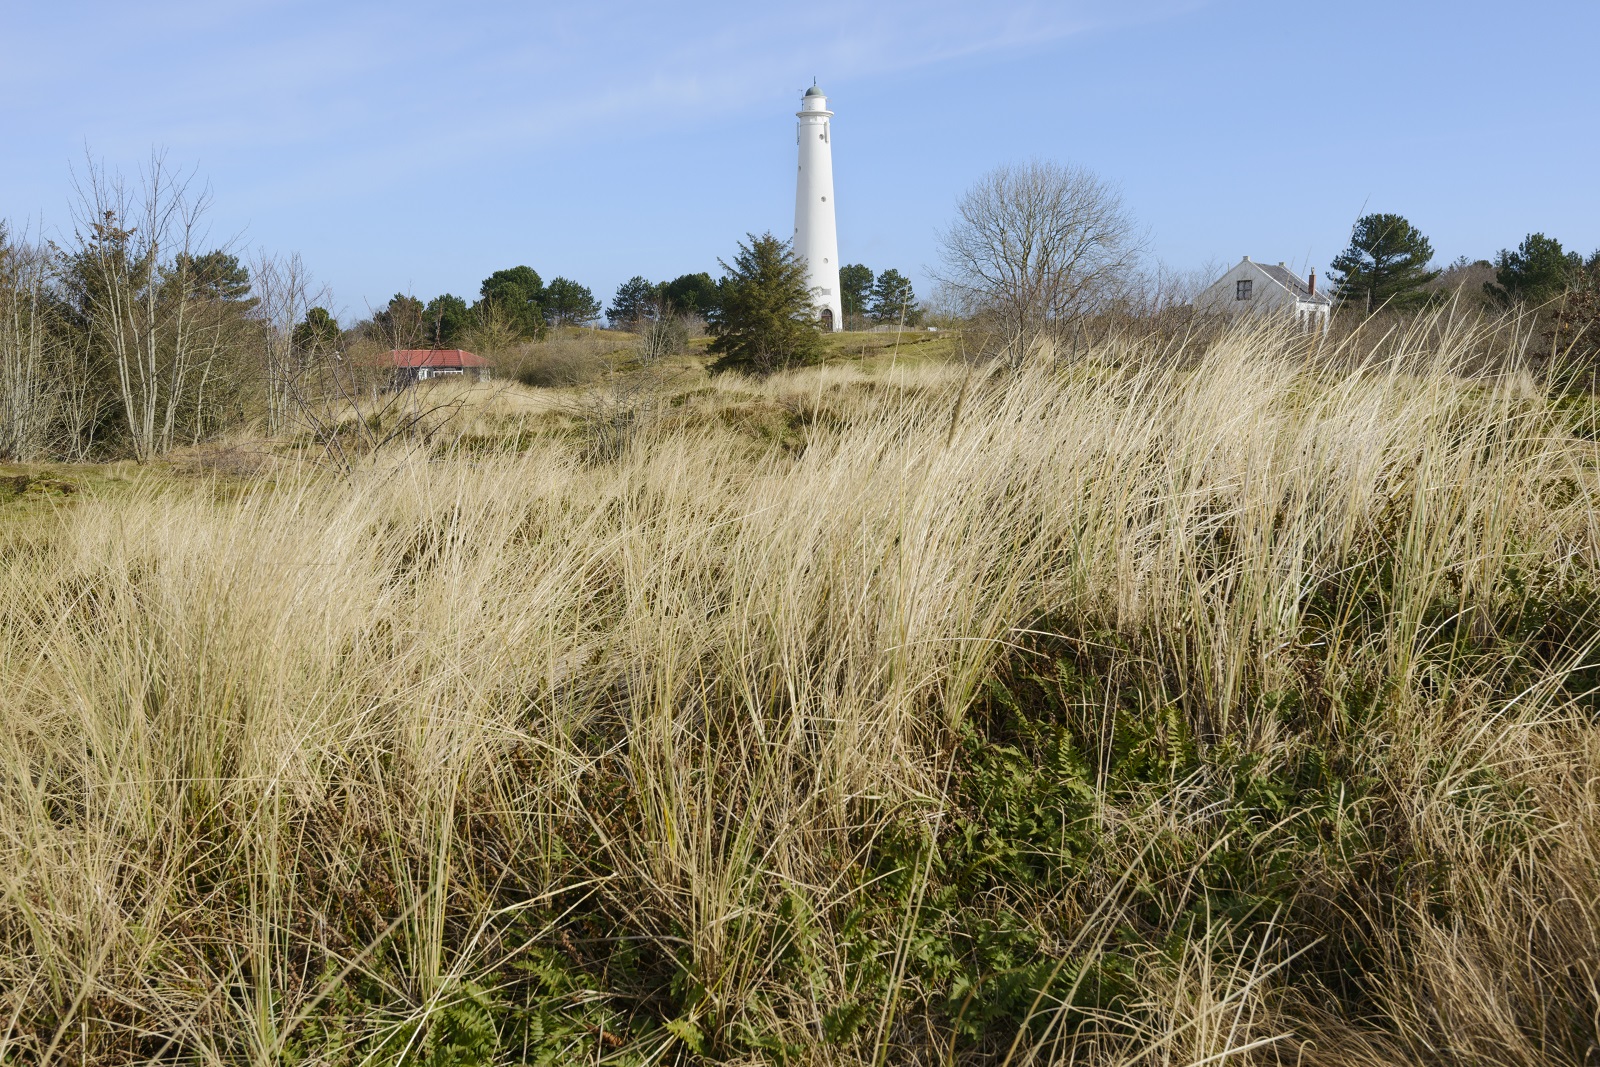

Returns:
1236,280,1253,300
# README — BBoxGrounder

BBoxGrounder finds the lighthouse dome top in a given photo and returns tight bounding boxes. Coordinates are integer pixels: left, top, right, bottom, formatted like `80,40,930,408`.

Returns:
798,84,832,115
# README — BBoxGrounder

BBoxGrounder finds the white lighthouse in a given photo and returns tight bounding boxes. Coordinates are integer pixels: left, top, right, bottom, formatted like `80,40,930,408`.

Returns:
794,84,842,331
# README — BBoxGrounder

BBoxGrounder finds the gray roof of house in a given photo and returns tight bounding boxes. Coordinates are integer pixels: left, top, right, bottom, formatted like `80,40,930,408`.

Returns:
1255,261,1332,306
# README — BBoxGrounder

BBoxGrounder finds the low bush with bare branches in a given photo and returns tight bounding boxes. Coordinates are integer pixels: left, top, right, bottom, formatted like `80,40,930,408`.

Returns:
498,329,624,389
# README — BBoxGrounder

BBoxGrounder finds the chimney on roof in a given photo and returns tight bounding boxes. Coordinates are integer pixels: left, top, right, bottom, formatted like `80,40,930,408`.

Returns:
1243,255,1251,262
1308,268,1317,296
1278,261,1286,268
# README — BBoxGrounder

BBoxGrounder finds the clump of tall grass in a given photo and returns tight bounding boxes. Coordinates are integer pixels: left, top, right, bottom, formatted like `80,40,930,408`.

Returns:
0,311,1596,1065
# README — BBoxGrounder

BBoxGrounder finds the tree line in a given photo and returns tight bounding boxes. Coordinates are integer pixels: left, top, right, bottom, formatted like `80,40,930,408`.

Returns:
604,264,919,330
838,264,921,327
1328,211,1600,315
375,266,602,350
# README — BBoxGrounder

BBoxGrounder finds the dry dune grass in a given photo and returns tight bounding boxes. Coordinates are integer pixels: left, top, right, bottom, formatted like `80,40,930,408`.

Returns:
1,315,1598,1065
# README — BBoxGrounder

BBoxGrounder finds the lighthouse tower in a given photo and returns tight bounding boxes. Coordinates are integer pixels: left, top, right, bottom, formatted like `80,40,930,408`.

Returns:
794,84,842,331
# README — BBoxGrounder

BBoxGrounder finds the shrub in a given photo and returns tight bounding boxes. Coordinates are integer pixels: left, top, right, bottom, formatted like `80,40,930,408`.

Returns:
507,331,616,388
707,232,823,376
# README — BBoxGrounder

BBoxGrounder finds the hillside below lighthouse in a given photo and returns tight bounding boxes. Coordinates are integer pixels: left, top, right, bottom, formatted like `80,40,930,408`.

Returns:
794,84,842,331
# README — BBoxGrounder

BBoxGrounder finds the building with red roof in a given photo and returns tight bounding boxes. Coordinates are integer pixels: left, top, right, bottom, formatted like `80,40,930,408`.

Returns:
384,349,491,385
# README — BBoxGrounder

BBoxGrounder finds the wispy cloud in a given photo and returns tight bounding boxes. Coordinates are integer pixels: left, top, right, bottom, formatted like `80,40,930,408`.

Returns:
4,0,1197,201
430,0,1191,145
1,0,1206,303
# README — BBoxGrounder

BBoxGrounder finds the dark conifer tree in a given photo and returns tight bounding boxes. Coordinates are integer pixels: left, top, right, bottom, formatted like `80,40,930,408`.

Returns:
660,272,721,318
542,277,601,326
1485,233,1584,306
607,276,660,328
292,306,340,352
867,268,920,325
423,294,470,346
1329,213,1440,313
476,266,545,338
839,263,874,319
374,294,426,346
706,232,823,375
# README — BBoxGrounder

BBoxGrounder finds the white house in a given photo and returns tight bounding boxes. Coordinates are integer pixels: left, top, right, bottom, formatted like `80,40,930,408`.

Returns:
1194,257,1331,333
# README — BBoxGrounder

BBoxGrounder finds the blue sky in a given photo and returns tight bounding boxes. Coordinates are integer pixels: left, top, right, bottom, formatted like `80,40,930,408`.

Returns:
4,0,1596,321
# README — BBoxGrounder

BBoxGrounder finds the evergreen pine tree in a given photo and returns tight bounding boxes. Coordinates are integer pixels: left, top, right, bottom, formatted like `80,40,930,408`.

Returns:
542,277,601,326
292,307,340,352
607,276,660,328
660,272,721,318
374,294,426,346
176,251,254,305
476,266,545,338
867,268,920,325
1329,213,1440,313
423,294,470,346
1485,233,1584,306
839,264,874,319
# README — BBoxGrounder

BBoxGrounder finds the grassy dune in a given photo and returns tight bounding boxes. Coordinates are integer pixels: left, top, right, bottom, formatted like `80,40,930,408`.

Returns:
2,319,1598,1065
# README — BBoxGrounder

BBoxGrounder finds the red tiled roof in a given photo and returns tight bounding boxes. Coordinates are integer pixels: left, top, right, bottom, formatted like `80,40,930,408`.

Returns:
386,349,489,369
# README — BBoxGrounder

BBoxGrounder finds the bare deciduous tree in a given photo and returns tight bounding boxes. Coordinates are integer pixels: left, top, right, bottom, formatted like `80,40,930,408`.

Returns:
636,302,691,365
54,334,105,462
1,221,111,462
249,252,326,436
460,299,522,362
68,153,236,459
0,225,61,460
936,159,1144,364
